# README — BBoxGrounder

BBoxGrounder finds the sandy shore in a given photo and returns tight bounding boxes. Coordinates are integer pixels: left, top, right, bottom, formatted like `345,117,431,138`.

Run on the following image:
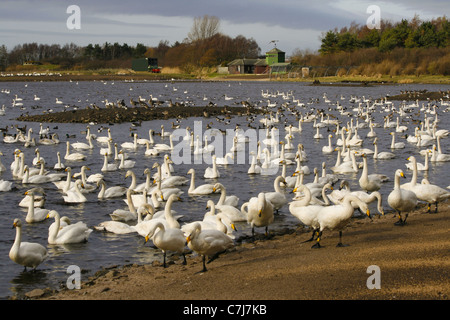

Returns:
35,200,450,301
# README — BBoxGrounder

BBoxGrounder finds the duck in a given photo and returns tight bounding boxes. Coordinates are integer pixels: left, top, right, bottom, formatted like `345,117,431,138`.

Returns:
9,219,48,271
310,194,370,248
388,169,418,226
47,210,92,244
186,222,234,272
187,168,215,195
243,192,274,237
143,222,187,268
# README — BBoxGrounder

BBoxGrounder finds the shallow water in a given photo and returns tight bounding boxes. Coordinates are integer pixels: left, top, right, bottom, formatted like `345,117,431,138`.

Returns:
0,79,449,299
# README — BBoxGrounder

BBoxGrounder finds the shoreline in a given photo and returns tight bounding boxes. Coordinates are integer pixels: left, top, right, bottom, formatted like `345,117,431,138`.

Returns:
28,201,450,301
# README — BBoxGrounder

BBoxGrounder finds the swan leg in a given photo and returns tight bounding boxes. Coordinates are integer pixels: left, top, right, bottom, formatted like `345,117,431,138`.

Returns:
302,229,318,243
394,211,407,226
336,231,349,247
202,255,208,272
182,253,187,265
311,231,323,249
163,251,167,268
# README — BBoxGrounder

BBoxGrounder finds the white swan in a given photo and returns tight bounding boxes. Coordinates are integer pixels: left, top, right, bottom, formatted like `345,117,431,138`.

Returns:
72,134,95,150
390,132,405,149
204,155,220,179
47,210,92,244
101,153,118,172
358,154,388,192
310,194,370,248
186,222,234,272
143,221,187,268
53,151,65,170
121,133,138,150
372,138,395,160
63,180,87,203
405,153,429,172
10,219,48,270
213,183,239,207
265,176,287,211
25,191,50,223
154,134,174,151
322,134,334,154
110,189,138,221
64,141,86,161
388,169,418,226
118,151,136,169
187,168,215,195
244,192,274,237
403,156,450,213
97,179,128,199
95,205,151,235
247,155,261,174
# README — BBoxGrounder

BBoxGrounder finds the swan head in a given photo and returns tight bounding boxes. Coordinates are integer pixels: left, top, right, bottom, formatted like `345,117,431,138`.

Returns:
46,210,59,219
187,168,194,175
12,218,22,229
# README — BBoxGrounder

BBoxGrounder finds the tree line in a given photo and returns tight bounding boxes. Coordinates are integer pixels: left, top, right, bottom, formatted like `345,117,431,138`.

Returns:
0,15,260,73
318,15,449,54
290,15,449,76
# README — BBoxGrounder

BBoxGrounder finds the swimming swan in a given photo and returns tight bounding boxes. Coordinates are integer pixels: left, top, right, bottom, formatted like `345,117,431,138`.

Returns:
47,210,92,244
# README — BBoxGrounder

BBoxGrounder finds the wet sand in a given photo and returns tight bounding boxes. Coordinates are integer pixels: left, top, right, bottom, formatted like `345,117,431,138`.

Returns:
36,201,450,301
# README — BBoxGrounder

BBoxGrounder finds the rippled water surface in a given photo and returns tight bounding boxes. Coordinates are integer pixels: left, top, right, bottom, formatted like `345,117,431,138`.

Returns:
0,79,449,299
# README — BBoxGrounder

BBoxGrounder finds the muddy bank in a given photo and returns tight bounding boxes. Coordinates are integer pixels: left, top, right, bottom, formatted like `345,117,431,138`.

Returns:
16,105,263,124
28,201,450,301
387,90,450,101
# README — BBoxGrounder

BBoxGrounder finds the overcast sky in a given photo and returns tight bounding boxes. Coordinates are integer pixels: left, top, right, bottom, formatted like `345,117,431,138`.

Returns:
0,0,447,55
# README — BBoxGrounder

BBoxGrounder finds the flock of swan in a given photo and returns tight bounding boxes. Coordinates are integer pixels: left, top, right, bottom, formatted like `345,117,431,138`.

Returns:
4,83,450,277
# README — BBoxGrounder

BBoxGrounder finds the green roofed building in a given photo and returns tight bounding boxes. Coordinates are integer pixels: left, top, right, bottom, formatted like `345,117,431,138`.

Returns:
227,47,290,74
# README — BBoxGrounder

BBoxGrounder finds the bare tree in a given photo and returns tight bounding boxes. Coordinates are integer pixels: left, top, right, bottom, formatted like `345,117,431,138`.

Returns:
187,15,221,42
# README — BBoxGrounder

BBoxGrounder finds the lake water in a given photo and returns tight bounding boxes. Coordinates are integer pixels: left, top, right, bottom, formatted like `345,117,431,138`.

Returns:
0,79,449,299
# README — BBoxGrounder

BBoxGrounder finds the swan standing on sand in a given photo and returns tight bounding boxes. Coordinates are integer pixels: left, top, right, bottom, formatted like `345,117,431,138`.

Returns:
243,192,274,237
47,210,92,244
310,194,370,248
388,169,418,226
10,219,48,271
144,222,187,268
186,222,234,272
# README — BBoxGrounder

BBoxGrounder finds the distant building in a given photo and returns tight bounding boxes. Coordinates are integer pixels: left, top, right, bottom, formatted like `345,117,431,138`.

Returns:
227,47,290,74
131,58,160,73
